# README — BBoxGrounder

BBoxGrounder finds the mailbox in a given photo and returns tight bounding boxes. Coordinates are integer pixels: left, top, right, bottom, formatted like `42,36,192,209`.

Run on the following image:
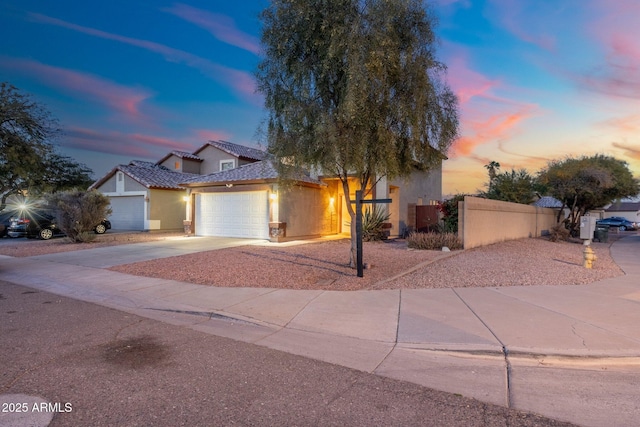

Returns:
579,216,597,240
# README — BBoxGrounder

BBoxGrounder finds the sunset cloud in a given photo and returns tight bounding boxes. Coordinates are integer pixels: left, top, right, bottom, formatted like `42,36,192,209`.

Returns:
576,0,640,99
163,3,260,55
612,142,640,161
62,127,196,159
0,56,152,121
445,51,539,158
29,13,259,102
486,0,557,51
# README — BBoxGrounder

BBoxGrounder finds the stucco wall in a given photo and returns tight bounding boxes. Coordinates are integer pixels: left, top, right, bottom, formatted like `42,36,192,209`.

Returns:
279,183,340,238
98,174,117,192
197,145,242,175
388,164,443,236
459,196,558,249
124,175,146,192
149,189,187,231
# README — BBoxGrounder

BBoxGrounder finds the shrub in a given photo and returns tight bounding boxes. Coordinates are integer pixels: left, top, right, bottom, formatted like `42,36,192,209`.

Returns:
407,231,463,250
362,206,391,241
548,224,570,242
437,194,466,233
48,190,112,242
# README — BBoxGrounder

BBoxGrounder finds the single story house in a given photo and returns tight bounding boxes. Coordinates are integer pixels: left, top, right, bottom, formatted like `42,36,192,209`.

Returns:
603,201,640,222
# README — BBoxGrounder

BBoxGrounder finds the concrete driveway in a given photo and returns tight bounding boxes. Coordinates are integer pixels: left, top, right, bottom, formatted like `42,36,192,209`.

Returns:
26,236,267,268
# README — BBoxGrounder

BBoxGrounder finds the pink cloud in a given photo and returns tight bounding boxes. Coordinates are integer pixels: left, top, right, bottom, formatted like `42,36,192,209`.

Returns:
577,0,640,99
163,4,260,55
195,129,232,141
29,13,260,103
0,56,151,120
62,127,200,159
487,0,557,51
445,51,539,158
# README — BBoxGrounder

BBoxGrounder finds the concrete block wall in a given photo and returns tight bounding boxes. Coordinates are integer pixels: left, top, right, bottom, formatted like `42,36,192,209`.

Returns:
459,196,558,249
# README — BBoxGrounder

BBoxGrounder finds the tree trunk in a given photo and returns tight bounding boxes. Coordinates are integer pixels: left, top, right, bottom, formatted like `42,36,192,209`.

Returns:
342,179,357,268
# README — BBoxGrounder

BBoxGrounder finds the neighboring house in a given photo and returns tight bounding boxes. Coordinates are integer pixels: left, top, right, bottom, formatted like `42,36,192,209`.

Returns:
90,161,200,231
93,139,445,239
603,201,640,222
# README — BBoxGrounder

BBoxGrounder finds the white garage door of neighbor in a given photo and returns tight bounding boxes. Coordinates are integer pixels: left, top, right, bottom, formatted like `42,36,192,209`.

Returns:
196,192,269,239
108,195,145,230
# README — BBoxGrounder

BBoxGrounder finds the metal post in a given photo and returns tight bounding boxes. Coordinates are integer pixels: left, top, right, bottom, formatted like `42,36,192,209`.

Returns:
355,189,364,278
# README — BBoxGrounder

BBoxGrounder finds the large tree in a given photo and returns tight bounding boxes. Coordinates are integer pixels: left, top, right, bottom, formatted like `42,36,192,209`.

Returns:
538,155,639,234
256,0,459,266
0,82,93,211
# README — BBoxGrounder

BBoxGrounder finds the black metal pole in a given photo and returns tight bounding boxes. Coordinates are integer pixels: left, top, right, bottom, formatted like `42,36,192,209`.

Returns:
356,189,363,278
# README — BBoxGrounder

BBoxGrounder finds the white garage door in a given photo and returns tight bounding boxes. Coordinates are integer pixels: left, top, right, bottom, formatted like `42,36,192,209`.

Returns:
195,192,269,239
108,196,145,230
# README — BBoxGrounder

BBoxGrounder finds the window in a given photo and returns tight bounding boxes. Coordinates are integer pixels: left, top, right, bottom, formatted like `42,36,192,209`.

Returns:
117,172,123,182
174,161,180,170
220,159,235,171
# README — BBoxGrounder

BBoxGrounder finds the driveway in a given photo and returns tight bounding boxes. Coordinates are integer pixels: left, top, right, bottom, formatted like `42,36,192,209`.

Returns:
26,236,266,268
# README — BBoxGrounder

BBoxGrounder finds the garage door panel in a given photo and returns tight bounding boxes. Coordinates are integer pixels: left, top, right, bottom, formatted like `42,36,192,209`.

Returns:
108,196,144,230
195,192,269,239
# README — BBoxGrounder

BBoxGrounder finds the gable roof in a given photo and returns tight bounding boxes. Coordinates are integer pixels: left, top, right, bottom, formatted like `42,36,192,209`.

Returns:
194,140,267,162
181,160,324,187
156,150,203,165
90,161,201,191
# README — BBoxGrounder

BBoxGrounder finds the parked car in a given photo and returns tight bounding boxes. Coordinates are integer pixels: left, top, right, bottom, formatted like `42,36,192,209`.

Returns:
7,209,112,240
596,217,637,231
0,211,16,238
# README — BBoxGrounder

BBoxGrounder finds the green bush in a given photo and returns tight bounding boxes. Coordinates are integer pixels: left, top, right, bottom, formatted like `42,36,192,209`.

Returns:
48,190,112,242
362,206,391,241
407,231,463,250
437,194,466,233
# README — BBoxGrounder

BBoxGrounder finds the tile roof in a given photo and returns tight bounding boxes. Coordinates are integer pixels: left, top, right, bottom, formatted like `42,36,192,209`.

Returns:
156,150,203,165
181,160,324,187
605,202,640,212
532,196,563,208
197,140,267,161
91,161,201,190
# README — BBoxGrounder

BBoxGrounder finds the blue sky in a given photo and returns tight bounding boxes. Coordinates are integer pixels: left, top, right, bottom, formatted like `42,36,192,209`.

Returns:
1,0,639,196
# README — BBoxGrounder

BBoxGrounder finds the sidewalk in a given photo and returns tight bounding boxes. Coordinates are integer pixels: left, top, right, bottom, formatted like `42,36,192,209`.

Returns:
1,235,639,426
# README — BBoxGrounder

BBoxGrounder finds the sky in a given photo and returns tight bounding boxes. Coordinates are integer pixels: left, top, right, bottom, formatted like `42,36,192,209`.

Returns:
1,0,639,197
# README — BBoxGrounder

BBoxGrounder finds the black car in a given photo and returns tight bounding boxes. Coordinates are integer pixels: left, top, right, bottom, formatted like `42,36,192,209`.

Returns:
7,209,112,240
596,217,637,231
0,210,18,238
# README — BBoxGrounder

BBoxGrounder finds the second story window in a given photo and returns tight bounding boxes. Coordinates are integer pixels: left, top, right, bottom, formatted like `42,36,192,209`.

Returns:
220,160,235,171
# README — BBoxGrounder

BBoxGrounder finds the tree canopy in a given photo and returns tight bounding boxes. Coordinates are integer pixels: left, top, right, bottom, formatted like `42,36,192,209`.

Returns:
256,0,459,265
0,82,93,211
537,155,639,233
482,163,541,205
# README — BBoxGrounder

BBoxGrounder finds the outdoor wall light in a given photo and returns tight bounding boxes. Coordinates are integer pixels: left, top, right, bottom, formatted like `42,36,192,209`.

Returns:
270,192,278,201
183,196,189,202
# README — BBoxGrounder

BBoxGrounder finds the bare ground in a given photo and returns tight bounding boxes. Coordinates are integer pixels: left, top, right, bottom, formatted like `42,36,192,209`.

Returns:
1,231,629,291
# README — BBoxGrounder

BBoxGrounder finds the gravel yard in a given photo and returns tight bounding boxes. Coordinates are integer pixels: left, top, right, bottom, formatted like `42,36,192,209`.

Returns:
1,231,629,291
111,234,627,291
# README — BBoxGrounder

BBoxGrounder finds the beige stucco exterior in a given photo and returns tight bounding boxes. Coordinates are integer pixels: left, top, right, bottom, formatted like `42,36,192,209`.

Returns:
148,189,187,231
459,196,558,249
195,145,255,175
277,182,341,239
158,154,201,174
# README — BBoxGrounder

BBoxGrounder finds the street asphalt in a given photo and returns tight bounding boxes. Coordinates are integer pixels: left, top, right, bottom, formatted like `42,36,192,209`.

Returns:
1,234,639,426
